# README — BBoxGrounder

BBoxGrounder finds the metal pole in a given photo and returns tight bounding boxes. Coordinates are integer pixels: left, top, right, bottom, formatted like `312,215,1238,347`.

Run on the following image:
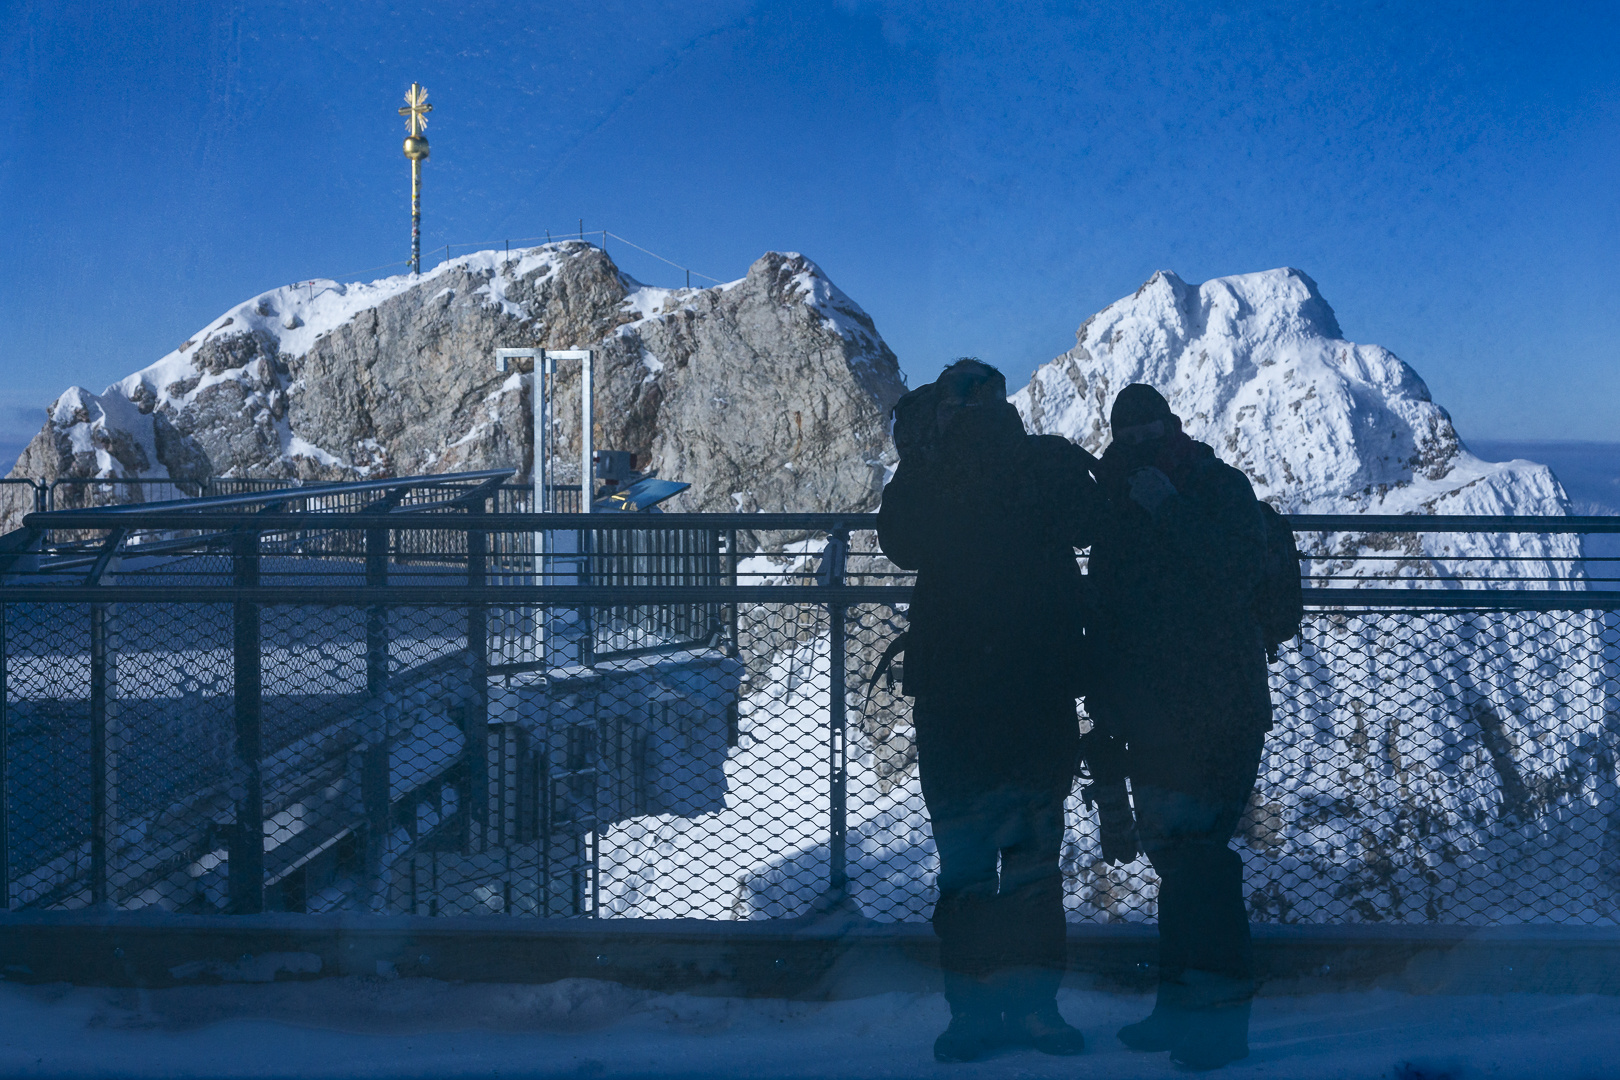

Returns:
825,527,849,901
579,351,595,666
411,158,422,275
580,351,593,515
0,602,7,909
465,497,489,852
230,532,264,914
726,529,739,658
366,525,389,697
363,523,390,905
89,603,115,906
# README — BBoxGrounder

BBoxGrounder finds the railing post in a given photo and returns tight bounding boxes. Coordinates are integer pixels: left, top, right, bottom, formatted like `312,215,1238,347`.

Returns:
361,509,395,907
725,528,739,658
465,497,489,852
88,602,118,906
366,524,389,697
0,602,7,909
825,526,850,903
230,531,264,914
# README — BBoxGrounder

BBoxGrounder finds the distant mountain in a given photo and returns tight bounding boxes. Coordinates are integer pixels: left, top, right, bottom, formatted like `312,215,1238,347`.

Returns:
1471,440,1620,516
1,242,906,530
1012,267,1582,587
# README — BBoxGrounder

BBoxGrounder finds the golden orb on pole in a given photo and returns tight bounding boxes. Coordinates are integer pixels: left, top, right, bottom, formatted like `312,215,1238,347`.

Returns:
403,134,430,160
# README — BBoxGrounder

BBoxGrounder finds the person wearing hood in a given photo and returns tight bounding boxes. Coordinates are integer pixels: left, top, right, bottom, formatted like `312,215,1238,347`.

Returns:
877,358,1101,1063
1086,383,1274,1070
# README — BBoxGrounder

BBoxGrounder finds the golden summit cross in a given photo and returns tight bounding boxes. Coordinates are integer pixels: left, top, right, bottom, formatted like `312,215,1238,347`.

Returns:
399,83,432,136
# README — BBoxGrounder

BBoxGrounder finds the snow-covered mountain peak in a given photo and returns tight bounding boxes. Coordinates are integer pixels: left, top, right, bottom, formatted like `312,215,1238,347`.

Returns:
1018,267,1557,514
1014,267,1577,585
1090,267,1345,350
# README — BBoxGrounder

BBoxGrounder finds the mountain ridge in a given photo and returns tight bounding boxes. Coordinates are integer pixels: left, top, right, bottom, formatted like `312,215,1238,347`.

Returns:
2,242,907,528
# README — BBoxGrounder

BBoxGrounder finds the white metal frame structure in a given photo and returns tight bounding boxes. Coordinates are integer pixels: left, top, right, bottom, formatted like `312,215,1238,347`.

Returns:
495,348,594,515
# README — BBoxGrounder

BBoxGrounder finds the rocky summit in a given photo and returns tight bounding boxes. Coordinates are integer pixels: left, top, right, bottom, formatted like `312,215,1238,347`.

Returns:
1013,267,1578,584
2,242,906,529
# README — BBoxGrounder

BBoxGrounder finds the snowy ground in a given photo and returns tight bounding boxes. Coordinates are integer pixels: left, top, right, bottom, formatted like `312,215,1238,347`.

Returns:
1,976,1617,1079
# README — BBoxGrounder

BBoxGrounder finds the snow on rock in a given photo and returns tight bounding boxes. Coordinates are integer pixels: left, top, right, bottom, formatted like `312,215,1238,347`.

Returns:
1012,267,1579,586
1,244,905,531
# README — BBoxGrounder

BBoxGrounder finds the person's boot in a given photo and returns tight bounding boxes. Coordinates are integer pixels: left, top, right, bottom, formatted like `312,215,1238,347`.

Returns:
1167,970,1252,1071
1118,1007,1179,1052
934,974,1005,1063
934,1011,1005,1063
1118,979,1185,1052
1170,1000,1250,1070
1003,1001,1086,1056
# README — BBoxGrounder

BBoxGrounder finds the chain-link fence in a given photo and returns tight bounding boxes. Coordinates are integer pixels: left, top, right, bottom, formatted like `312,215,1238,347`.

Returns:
1,482,1616,927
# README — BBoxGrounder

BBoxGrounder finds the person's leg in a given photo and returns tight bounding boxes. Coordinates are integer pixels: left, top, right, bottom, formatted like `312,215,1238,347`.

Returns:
1115,781,1188,1052
916,697,1008,1062
928,798,1004,1007
1122,739,1262,1068
995,774,1086,1055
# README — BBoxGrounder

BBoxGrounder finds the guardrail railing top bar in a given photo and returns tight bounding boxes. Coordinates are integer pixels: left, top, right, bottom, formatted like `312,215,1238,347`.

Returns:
18,509,1620,533
30,469,516,520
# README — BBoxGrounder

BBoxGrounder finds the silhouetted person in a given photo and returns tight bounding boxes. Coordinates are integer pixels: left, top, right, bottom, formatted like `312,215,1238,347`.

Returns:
877,359,1101,1063
1086,384,1274,1070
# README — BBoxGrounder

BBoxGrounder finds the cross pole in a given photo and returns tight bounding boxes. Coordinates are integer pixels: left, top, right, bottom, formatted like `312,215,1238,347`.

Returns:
400,84,433,274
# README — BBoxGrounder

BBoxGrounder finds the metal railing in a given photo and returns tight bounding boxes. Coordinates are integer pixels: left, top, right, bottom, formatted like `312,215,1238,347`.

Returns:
0,487,1617,925
0,479,45,516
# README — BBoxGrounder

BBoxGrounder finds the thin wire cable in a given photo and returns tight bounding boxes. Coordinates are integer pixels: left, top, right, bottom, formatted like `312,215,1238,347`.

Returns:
330,229,726,286
603,232,724,284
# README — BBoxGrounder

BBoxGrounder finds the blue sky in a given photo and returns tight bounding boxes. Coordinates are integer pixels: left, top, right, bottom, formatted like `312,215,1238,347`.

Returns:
2,0,1617,464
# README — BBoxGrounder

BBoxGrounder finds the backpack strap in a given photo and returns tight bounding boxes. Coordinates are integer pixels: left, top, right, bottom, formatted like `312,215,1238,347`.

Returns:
861,631,908,710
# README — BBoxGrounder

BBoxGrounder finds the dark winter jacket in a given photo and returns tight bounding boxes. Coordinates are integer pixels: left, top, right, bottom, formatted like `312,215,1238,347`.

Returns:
1086,437,1273,792
877,431,1101,703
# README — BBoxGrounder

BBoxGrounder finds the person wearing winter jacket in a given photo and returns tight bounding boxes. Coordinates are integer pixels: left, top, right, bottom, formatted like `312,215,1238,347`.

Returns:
1085,383,1274,1070
876,358,1102,1063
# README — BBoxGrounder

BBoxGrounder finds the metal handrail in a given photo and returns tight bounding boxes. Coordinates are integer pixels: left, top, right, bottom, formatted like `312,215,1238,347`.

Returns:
21,509,1620,533
0,583,1614,612
0,478,45,514
35,469,515,518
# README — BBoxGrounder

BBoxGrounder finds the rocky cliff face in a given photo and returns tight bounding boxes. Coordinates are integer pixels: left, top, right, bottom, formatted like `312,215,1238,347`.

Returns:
2,243,905,529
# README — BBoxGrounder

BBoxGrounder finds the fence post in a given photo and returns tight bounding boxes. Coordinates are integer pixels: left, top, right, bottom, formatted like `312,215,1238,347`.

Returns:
88,602,118,906
361,514,395,906
366,524,389,697
230,531,264,914
825,526,850,903
465,497,489,852
0,602,7,909
725,528,739,658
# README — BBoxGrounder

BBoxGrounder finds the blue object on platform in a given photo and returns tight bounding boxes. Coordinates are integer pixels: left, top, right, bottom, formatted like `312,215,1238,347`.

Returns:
593,477,691,512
